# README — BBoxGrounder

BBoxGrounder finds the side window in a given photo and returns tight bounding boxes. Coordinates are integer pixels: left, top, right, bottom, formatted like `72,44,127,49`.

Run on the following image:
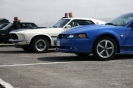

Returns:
21,24,24,28
68,20,95,28
26,24,31,28
28,24,34,28
68,20,79,27
86,20,95,25
21,24,27,29
21,23,37,29
31,23,37,27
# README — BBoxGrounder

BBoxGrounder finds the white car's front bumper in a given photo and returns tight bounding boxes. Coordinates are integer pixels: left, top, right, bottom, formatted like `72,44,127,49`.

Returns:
9,39,29,45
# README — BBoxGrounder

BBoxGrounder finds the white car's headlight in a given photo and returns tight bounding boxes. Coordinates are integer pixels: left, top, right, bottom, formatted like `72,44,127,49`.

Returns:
67,33,87,39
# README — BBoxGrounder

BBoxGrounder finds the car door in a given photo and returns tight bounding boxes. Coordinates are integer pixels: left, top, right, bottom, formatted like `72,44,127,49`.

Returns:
125,22,133,51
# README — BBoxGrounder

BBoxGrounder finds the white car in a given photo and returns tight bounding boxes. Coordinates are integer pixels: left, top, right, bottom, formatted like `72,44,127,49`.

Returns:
9,17,106,53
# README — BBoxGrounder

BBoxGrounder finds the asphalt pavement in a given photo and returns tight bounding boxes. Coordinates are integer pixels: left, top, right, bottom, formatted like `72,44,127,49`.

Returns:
0,45,133,88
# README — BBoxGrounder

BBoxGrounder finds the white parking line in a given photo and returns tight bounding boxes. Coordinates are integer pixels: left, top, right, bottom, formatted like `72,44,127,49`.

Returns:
0,62,71,67
0,78,14,88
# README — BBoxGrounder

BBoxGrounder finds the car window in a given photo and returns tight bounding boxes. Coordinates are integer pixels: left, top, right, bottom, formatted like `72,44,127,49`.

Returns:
0,24,2,28
0,24,7,29
68,20,95,27
28,23,37,28
52,19,70,28
31,23,38,27
1,23,12,30
21,23,37,29
21,24,26,28
23,24,30,29
107,13,133,26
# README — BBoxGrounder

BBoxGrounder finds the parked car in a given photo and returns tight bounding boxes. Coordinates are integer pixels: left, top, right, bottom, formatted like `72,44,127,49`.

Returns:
0,22,39,43
0,18,10,24
54,13,133,60
9,17,106,52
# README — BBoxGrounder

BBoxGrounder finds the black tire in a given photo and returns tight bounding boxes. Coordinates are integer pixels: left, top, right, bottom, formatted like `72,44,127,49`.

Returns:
75,53,89,57
31,37,49,53
93,37,117,60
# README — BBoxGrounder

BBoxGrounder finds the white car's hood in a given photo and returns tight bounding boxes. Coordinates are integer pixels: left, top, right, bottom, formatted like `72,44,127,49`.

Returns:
10,28,63,34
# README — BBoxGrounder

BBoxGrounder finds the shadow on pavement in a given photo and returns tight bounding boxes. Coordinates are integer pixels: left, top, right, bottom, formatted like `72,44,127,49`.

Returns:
38,55,97,62
38,54,133,62
0,44,14,47
0,50,56,54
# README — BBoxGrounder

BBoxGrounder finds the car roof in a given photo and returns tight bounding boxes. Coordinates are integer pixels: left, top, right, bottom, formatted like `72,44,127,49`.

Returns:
8,22,35,24
6,22,35,25
63,17,106,23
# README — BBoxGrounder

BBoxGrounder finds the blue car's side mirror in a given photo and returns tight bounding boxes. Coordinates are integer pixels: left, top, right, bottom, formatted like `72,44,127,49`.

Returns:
129,23,133,28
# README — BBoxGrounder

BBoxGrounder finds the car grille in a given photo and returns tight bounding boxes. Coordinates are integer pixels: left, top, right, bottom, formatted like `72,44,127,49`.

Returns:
10,34,18,39
58,34,66,39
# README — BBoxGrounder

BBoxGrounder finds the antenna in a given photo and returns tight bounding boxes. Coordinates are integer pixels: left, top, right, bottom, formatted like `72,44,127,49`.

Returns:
95,0,99,19
46,12,50,27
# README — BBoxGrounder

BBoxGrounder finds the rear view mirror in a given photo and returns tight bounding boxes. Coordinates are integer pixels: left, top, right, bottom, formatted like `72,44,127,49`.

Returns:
65,25,71,29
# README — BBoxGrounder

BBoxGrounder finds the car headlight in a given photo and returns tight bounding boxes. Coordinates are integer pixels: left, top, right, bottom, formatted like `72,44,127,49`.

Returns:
67,33,87,38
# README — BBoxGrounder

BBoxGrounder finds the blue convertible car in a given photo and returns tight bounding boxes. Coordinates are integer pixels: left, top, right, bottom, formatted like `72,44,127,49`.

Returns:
54,13,133,60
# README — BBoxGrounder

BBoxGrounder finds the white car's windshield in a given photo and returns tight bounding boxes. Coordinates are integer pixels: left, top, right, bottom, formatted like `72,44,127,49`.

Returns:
106,13,133,26
52,19,70,28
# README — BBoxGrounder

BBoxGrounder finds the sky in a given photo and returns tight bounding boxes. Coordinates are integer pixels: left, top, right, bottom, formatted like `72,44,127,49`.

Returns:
0,0,133,26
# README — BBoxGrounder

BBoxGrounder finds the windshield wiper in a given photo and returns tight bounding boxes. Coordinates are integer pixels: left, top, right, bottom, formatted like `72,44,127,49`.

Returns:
105,23,117,26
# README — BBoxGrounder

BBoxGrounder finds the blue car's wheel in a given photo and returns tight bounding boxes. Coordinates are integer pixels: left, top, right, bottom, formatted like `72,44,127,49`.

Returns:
93,37,117,60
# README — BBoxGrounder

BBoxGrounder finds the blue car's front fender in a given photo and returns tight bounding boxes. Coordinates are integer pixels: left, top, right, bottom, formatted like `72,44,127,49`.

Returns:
87,29,123,47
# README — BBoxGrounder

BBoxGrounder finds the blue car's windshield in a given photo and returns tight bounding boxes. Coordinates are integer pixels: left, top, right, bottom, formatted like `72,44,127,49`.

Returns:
106,13,133,26
52,19,70,28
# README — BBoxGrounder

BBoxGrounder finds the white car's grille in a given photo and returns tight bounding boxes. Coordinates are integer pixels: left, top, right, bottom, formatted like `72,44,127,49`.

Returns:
10,34,18,39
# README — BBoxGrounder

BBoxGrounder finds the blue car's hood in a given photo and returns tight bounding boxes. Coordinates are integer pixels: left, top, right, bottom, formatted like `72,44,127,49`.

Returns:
62,24,124,34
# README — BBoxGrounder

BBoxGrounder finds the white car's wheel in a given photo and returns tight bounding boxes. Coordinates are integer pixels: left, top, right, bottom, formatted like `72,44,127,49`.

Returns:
31,37,49,53
93,37,117,60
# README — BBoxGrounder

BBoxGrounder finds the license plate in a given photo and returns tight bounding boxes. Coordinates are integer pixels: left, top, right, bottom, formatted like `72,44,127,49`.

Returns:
57,40,60,46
